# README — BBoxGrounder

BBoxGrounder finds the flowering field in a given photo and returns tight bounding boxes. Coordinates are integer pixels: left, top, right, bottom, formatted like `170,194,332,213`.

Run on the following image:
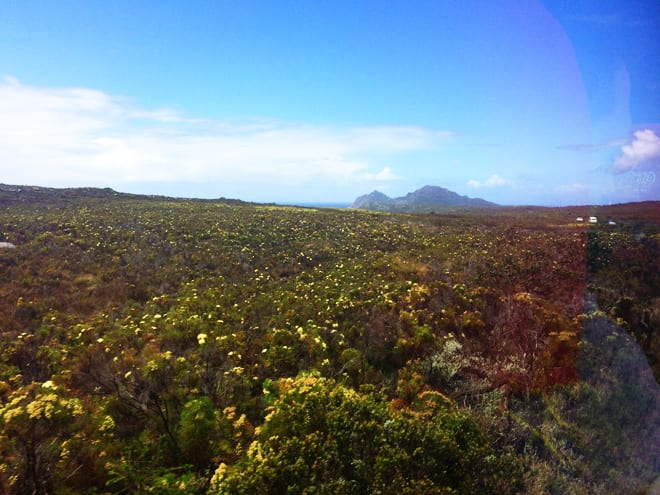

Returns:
0,193,658,494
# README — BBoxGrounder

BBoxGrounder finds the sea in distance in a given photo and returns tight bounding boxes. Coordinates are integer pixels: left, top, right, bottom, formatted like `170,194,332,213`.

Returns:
277,202,352,209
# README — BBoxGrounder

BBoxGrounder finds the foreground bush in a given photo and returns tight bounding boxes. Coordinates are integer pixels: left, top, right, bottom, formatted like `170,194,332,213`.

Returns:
210,374,523,494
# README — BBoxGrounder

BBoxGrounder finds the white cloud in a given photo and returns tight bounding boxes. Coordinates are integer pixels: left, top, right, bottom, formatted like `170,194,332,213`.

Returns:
485,174,511,187
612,129,660,173
361,166,402,181
556,138,626,152
466,174,513,188
0,78,449,196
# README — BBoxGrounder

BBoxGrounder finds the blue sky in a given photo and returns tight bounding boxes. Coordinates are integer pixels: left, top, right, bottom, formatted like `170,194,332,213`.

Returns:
1,0,658,205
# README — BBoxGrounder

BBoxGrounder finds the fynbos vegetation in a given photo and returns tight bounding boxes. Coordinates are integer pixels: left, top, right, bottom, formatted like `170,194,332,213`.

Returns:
0,189,658,494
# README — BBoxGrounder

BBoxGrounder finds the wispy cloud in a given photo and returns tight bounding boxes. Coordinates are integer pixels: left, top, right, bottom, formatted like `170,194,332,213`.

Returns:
0,78,450,194
466,174,513,188
361,166,402,181
556,138,626,152
611,129,660,173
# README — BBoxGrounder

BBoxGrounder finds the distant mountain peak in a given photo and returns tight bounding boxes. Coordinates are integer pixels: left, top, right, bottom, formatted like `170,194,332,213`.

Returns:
350,185,496,212
351,190,392,210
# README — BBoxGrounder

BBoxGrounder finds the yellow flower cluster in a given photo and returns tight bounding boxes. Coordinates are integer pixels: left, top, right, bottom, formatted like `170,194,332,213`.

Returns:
99,415,115,434
210,462,228,486
26,393,60,419
0,384,84,428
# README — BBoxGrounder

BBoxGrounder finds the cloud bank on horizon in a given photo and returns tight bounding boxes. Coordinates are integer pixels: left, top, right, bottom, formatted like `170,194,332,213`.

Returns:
0,1,657,205
2,76,656,205
0,77,446,201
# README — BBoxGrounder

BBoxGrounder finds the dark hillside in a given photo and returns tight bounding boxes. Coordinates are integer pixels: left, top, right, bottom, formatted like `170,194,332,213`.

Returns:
351,185,496,212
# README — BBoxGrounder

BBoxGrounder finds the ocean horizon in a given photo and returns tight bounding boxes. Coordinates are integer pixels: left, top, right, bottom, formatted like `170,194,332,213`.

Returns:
277,202,352,209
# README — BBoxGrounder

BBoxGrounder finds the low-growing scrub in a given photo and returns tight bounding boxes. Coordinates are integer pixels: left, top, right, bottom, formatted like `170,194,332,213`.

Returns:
0,191,658,493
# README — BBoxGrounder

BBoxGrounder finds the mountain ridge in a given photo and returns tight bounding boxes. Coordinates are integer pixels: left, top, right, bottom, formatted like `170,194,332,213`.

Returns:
351,185,497,212
0,183,247,206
